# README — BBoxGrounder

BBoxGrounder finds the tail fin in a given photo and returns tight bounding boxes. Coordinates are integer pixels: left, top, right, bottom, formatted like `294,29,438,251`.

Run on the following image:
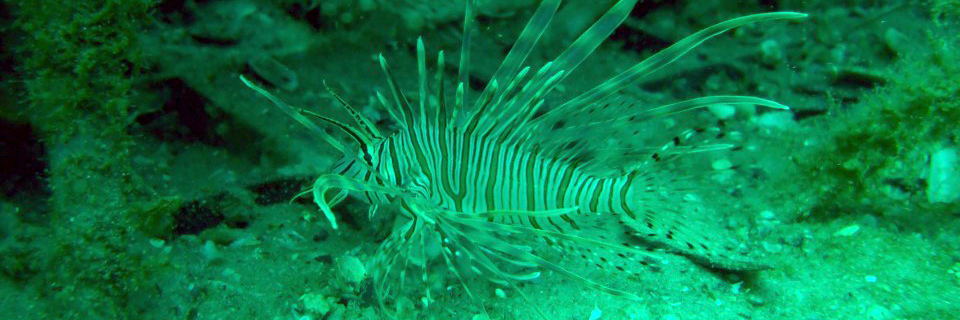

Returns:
622,169,770,271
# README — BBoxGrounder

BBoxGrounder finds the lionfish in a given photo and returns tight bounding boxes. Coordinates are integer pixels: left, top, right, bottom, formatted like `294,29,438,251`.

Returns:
241,0,804,317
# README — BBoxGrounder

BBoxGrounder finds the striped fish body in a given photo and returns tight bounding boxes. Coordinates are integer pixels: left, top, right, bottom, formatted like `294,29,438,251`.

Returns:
242,0,805,315
352,124,617,217
349,114,759,271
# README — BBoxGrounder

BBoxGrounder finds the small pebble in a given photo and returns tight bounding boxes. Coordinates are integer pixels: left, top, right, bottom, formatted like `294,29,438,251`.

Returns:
762,241,783,253
708,104,736,119
759,39,784,66
149,238,165,248
746,294,766,307
759,210,776,220
883,28,907,56
712,158,733,171
202,240,221,263
834,224,861,237
756,111,796,130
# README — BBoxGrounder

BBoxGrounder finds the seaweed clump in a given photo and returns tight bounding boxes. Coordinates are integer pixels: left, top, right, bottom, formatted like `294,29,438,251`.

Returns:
789,28,960,229
2,0,179,318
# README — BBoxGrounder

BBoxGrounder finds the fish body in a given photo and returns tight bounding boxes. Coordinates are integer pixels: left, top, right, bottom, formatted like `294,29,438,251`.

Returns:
242,0,806,315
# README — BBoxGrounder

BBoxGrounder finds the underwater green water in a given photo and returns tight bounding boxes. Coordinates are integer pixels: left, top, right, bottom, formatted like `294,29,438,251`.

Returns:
1,0,959,319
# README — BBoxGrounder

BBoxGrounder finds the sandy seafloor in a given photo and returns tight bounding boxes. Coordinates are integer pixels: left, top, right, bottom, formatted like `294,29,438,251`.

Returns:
2,0,960,319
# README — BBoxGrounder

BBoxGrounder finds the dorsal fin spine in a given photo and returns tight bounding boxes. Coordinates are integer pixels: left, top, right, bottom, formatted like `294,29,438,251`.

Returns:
417,37,430,126
435,51,448,128
375,91,403,127
478,0,561,115
498,70,564,142
378,54,416,129
463,79,499,134
453,82,465,126
321,80,382,140
495,61,554,121
457,0,476,107
541,12,808,123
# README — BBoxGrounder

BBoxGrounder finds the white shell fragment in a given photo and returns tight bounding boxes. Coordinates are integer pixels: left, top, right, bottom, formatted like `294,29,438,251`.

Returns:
927,148,960,203
834,224,861,237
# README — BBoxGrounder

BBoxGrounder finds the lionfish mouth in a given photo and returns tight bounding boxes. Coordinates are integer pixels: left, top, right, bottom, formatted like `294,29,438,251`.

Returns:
242,0,806,317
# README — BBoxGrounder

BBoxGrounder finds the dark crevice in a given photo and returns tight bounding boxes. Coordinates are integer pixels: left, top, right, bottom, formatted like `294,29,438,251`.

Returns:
793,108,828,121
155,0,190,22
831,69,886,90
135,78,266,159
0,120,51,221
609,26,671,55
628,0,671,20
189,35,238,47
285,3,330,32
467,74,487,91
246,176,313,206
608,0,676,54
172,192,253,235
136,78,225,146
883,178,924,195
756,0,780,11
154,0,210,25
172,197,226,235
172,175,326,236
